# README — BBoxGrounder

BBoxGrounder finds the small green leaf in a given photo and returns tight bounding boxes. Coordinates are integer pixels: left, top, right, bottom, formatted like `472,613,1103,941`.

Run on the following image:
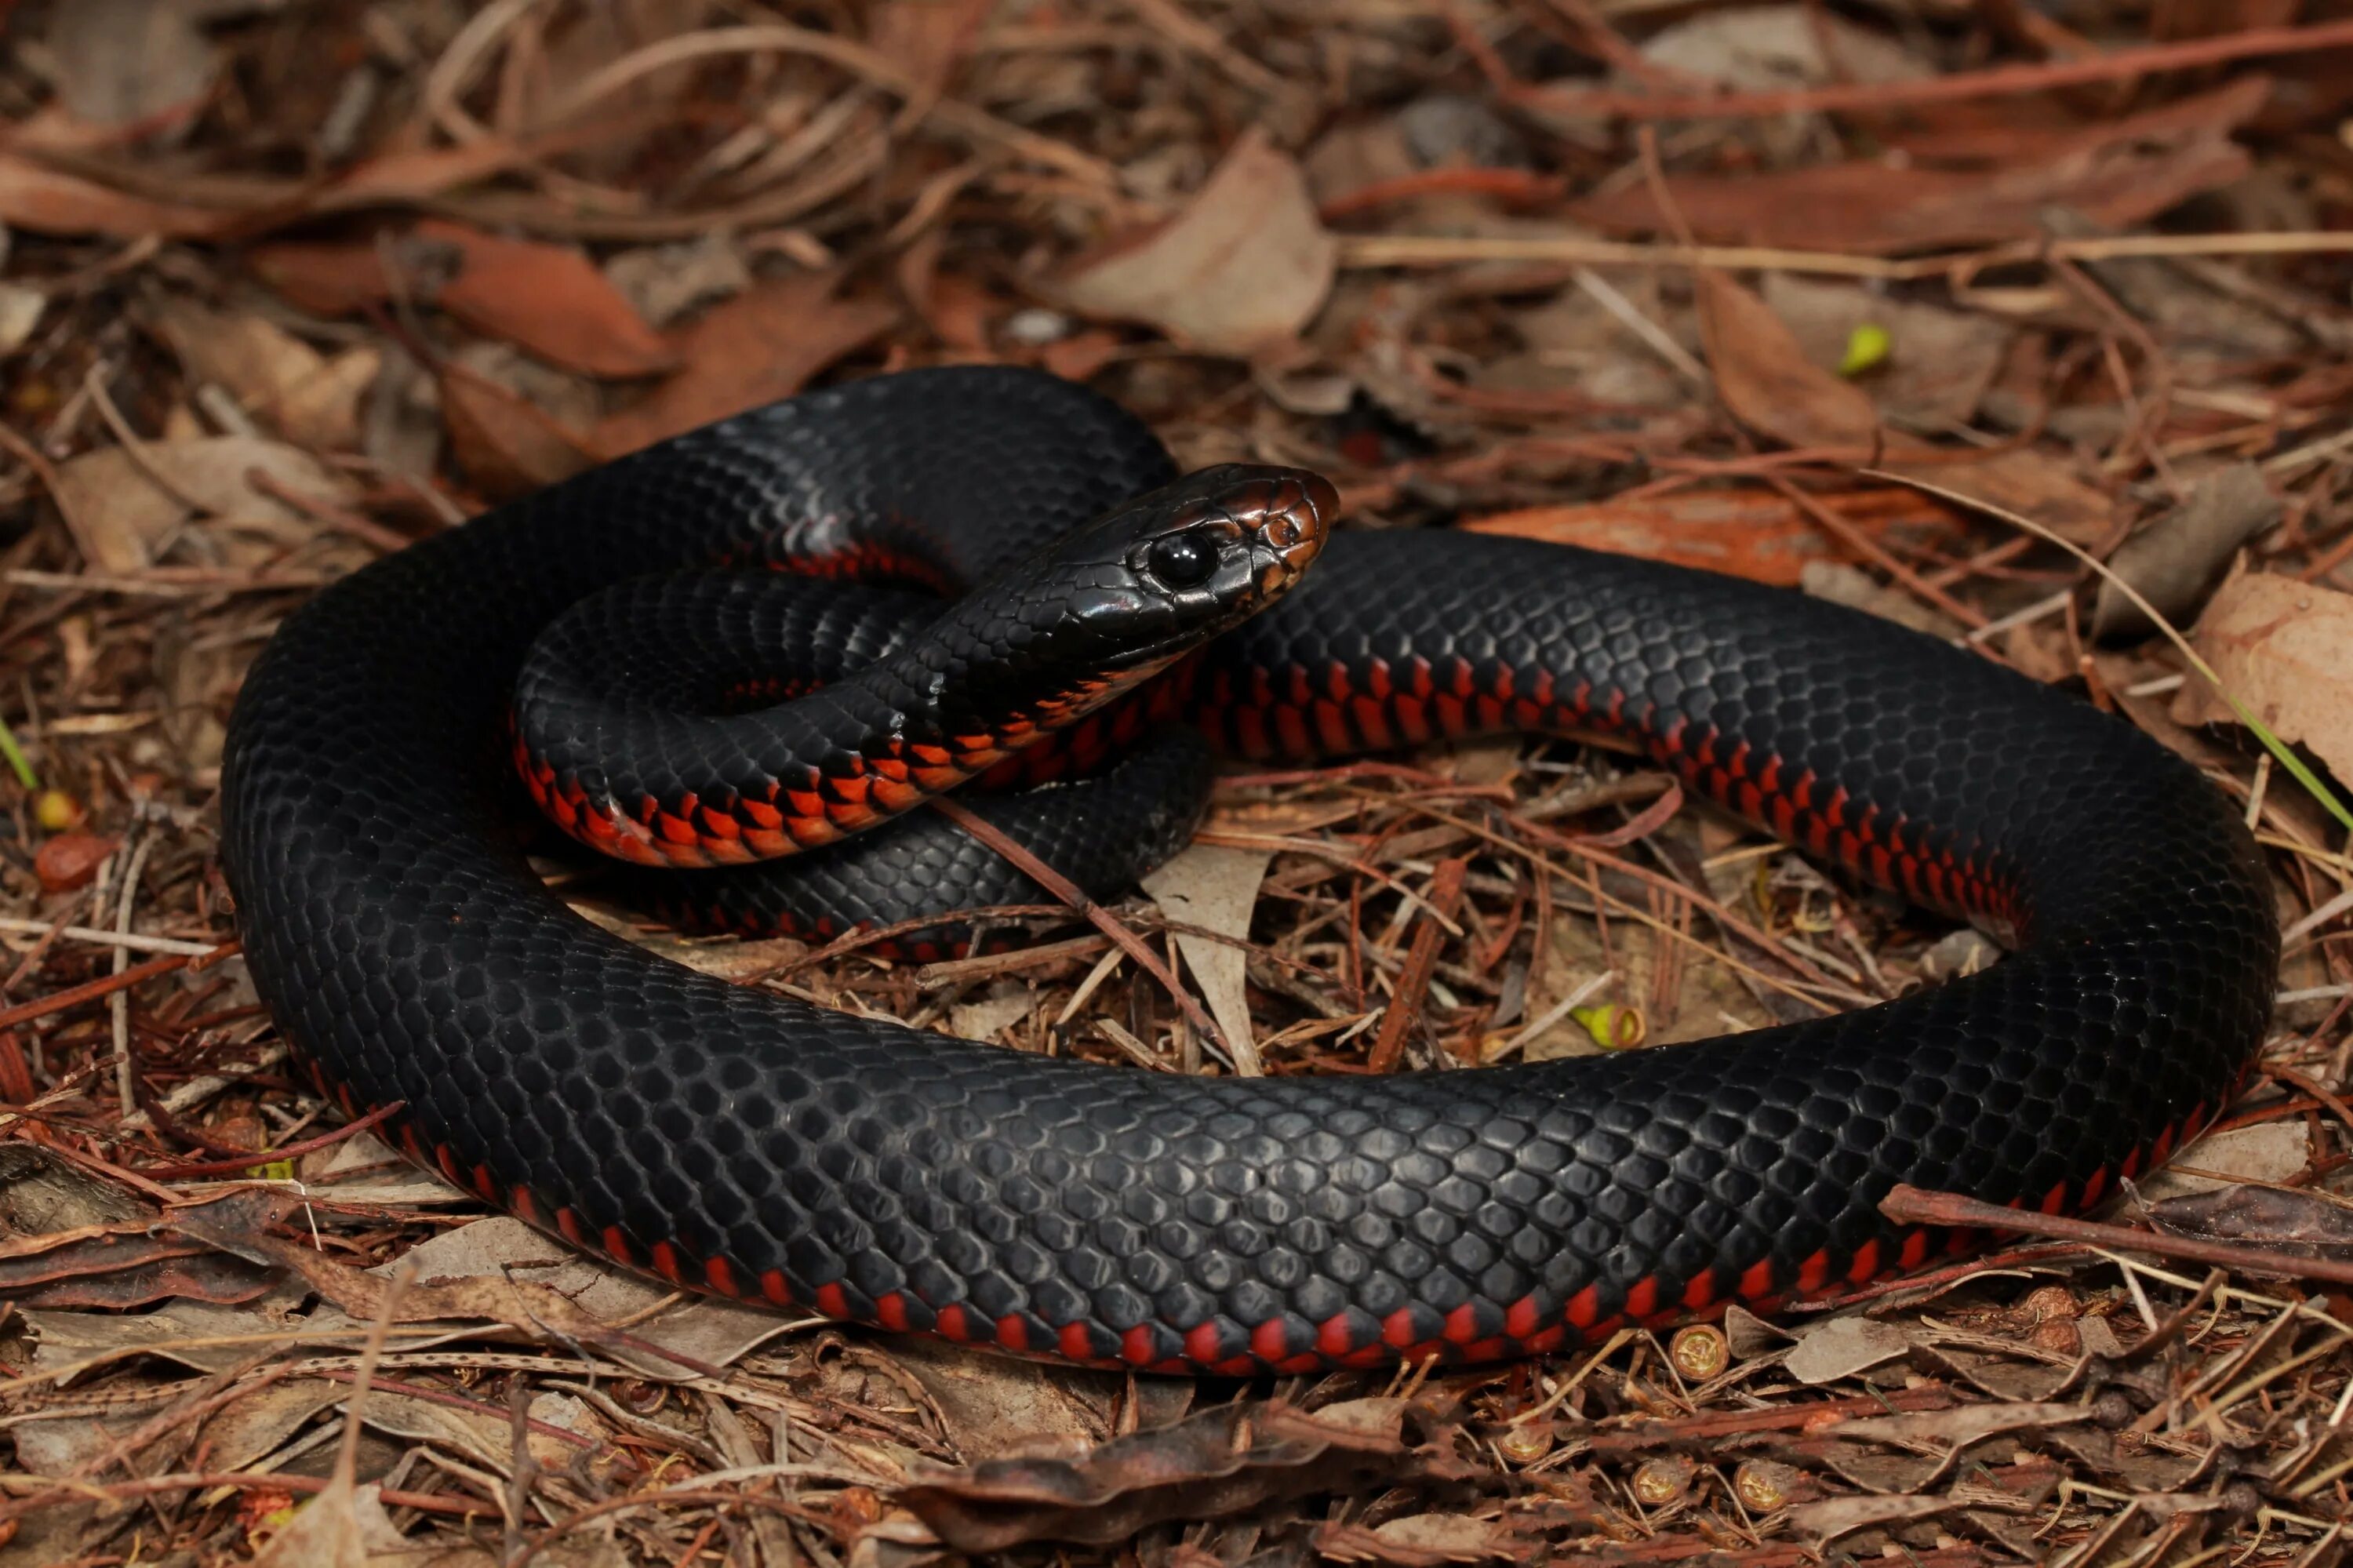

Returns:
1840,322,1891,377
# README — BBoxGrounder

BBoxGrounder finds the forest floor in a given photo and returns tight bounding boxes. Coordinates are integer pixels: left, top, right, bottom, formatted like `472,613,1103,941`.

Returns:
2,2,2351,1565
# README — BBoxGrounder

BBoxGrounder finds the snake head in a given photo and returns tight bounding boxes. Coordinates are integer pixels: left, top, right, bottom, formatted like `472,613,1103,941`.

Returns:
1050,462,1336,667
918,461,1335,740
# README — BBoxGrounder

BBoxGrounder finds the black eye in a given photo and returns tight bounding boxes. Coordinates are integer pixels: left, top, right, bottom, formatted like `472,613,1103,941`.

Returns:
1147,531,1218,589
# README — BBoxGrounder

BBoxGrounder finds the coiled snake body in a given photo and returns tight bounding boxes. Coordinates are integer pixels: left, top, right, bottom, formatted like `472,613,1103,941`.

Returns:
220,367,2277,1372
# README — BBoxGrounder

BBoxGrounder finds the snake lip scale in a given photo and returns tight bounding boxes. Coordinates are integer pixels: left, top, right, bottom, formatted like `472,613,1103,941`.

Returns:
220,366,2278,1374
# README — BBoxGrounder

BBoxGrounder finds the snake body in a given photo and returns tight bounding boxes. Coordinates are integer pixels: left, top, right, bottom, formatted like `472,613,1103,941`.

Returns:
220,366,2277,1371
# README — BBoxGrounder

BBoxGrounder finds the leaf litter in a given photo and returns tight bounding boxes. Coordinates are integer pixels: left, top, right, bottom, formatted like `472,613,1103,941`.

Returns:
1,3,2351,1565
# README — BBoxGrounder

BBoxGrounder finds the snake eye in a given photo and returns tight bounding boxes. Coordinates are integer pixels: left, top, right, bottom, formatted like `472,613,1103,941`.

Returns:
1147,530,1219,589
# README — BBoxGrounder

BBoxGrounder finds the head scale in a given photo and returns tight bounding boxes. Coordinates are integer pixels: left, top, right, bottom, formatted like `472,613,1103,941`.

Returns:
929,462,1334,731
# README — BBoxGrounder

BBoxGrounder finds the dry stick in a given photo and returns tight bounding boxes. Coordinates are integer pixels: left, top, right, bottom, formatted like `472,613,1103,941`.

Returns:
0,1468,499,1523
744,902,1070,984
926,795,1231,1059
0,916,220,956
110,827,157,1118
1878,1184,2353,1288
243,467,416,555
1514,16,2353,120
1765,474,1988,631
2268,1064,2353,1144
1366,857,1470,1074
0,941,238,1032
1336,231,2353,284
137,1099,406,1180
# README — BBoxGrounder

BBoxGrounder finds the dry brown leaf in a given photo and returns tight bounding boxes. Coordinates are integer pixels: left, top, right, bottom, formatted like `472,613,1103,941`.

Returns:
1697,271,1878,449
1466,487,1955,588
0,151,233,239
870,0,996,100
245,241,398,317
950,986,1035,1044
1701,278,2112,540
49,436,359,572
2173,570,2353,778
900,1398,1456,1552
315,139,539,211
248,1475,403,1568
1887,446,2113,546
597,275,900,455
1759,275,2010,427
1639,6,1932,94
2138,1121,2310,1201
1140,845,1271,1073
2148,1182,2353,1262
1571,130,2250,255
413,220,678,380
1784,1315,1914,1384
2093,464,2279,641
45,0,216,133
603,237,751,328
34,832,116,894
1315,1512,1527,1566
0,282,45,355
147,297,377,449
1783,1490,1964,1548
1060,128,1334,356
438,367,605,499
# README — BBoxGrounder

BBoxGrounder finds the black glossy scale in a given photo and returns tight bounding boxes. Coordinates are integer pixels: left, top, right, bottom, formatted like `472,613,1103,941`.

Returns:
519,574,1216,950
219,366,2278,1371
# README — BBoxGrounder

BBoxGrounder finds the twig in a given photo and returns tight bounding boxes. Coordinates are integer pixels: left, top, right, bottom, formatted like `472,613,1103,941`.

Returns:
927,795,1231,1057
0,915,223,956
110,826,157,1118
1366,857,1470,1072
1880,1184,2353,1287
1338,231,2353,282
1513,17,2353,121
0,941,239,1031
139,1101,406,1180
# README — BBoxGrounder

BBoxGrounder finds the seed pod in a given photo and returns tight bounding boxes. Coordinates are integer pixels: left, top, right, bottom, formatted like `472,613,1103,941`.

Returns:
1669,1324,1729,1381
32,789,83,831
1631,1454,1695,1506
1496,1421,1554,1464
1733,1459,1800,1513
2020,1283,2078,1322
1572,1002,1646,1050
2031,1315,2082,1356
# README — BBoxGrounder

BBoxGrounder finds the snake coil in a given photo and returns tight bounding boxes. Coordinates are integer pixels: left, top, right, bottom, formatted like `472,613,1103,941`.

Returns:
221,367,2277,1372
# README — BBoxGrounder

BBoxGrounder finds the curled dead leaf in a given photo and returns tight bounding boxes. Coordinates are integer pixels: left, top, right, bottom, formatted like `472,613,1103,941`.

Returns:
597,273,900,456
1784,1314,1914,1384
1313,1512,1529,1566
245,242,398,318
147,297,377,449
898,1397,1460,1552
1140,844,1271,1073
34,832,117,893
1060,128,1334,356
0,151,234,239
2148,1183,2353,1267
411,220,677,380
1466,486,1956,588
2094,464,2280,642
438,366,605,499
1697,271,1878,449
2137,1120,2309,1202
2173,569,2353,780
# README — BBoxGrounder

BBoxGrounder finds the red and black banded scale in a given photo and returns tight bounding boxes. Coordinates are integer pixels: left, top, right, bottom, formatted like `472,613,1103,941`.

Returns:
222,367,2277,1374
